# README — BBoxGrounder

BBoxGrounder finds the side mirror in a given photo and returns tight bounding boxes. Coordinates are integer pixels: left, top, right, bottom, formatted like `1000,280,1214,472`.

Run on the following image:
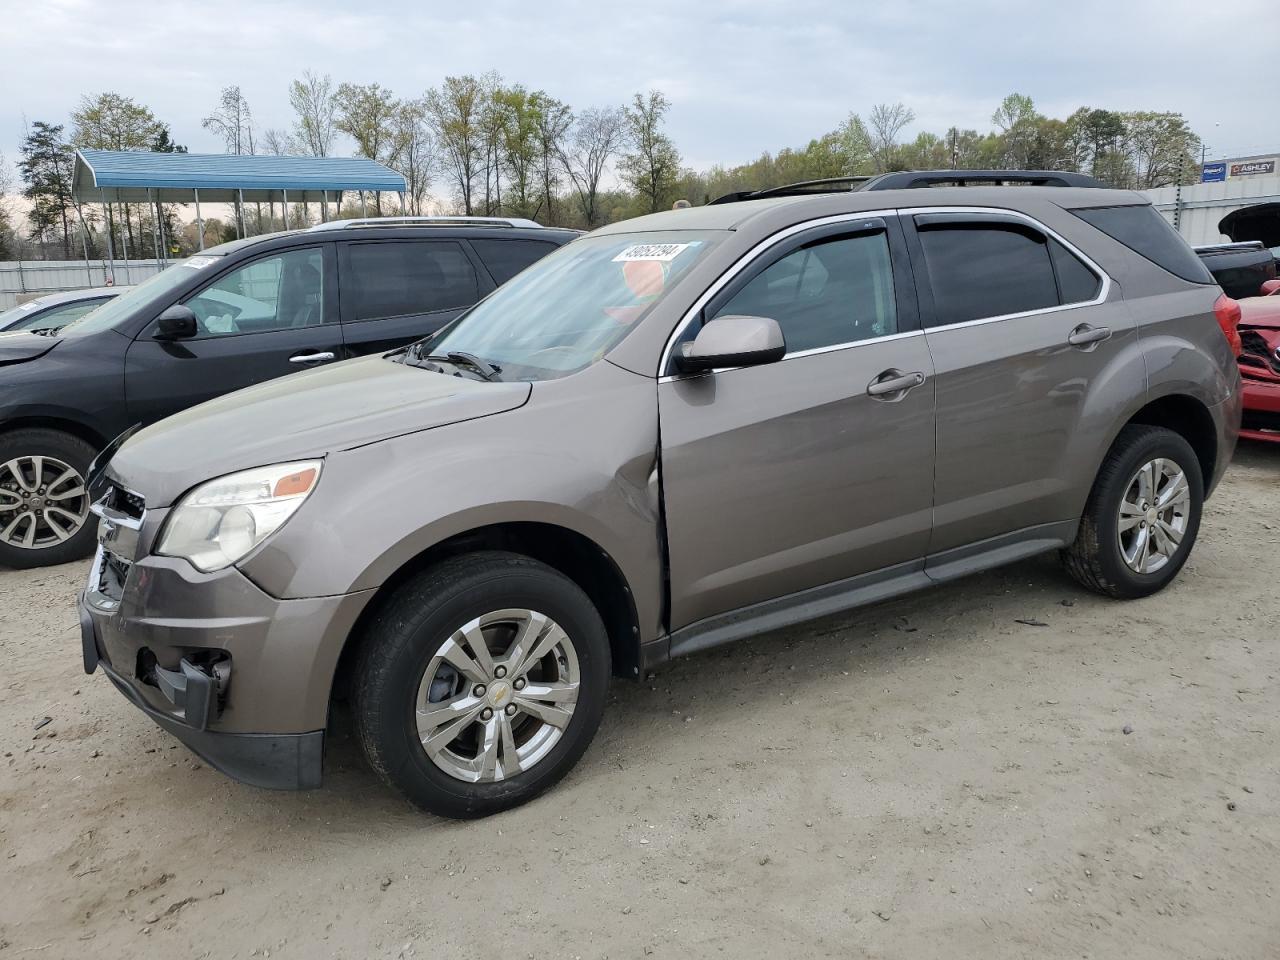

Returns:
153,304,198,340
675,314,786,373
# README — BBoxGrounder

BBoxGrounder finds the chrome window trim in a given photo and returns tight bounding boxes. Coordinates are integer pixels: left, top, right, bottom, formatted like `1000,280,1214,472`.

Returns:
656,204,1114,379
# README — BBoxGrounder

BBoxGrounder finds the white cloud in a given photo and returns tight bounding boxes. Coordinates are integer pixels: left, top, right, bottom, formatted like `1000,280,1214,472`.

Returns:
0,0,1272,175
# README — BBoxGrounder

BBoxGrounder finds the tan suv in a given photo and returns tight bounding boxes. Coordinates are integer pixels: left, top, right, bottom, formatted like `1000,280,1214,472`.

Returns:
79,174,1242,817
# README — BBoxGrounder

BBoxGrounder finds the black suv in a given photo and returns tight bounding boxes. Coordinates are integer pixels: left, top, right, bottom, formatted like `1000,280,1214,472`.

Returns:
0,217,578,569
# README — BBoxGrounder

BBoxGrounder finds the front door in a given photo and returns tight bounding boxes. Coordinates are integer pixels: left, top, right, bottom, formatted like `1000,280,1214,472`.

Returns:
124,245,341,426
903,210,1136,555
659,217,936,630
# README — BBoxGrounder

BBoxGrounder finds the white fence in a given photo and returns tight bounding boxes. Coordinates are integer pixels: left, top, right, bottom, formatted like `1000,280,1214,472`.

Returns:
1143,174,1280,246
0,259,167,310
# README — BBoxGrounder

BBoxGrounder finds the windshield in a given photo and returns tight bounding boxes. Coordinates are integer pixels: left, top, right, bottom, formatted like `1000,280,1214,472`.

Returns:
58,256,222,337
0,300,45,330
422,231,721,380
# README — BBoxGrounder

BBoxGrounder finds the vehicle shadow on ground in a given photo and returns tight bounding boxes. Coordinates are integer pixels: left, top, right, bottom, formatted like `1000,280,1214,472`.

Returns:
309,549,1087,825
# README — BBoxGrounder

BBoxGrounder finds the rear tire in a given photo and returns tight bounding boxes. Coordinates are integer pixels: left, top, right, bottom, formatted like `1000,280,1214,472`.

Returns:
0,429,97,569
1062,425,1203,599
352,551,611,818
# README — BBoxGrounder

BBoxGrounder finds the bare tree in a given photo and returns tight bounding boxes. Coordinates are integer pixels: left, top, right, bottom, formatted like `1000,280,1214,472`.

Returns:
203,86,256,155
260,128,293,156
289,70,337,158
560,106,625,227
393,98,435,215
866,102,915,172
530,92,572,224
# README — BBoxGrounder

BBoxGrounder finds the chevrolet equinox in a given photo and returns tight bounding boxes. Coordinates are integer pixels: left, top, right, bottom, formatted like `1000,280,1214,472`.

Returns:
79,182,1242,817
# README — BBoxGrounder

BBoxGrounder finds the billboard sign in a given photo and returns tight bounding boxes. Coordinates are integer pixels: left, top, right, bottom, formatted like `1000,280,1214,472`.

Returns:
1201,163,1226,182
1229,159,1276,178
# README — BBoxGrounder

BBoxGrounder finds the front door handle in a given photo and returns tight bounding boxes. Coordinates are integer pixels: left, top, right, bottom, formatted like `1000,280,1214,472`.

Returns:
866,369,926,398
289,350,336,365
1067,324,1111,347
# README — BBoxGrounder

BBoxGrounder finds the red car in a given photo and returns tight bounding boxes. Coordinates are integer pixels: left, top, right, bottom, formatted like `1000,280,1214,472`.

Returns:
1239,279,1280,443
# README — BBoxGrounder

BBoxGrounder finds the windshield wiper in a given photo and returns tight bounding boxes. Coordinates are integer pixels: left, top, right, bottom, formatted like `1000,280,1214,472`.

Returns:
422,351,502,381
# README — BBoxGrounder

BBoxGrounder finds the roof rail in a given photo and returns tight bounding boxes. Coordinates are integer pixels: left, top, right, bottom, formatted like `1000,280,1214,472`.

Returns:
708,169,1106,205
707,176,874,205
861,169,1106,190
308,215,543,232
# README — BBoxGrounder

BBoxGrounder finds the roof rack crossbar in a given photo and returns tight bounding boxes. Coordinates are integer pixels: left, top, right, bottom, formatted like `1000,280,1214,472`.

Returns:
308,215,543,232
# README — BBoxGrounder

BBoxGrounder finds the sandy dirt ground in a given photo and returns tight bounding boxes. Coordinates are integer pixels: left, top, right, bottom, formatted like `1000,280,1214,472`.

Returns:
1,442,1278,960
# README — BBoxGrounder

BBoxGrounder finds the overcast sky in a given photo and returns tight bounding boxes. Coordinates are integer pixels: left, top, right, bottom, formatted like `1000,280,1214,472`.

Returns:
0,0,1273,180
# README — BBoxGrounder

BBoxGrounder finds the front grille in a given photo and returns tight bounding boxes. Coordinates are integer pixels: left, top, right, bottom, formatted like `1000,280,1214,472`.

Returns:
1240,331,1280,377
96,549,132,603
105,485,145,521
1243,409,1280,434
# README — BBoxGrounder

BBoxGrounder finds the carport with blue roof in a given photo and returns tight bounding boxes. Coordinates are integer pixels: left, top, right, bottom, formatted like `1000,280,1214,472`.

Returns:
71,149,407,274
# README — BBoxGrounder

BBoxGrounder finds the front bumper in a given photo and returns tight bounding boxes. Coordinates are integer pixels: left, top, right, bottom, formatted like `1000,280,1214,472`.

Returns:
79,498,374,789
1241,375,1280,443
81,603,324,789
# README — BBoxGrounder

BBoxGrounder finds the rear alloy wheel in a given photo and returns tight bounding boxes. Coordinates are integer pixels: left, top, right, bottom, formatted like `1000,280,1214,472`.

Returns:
0,430,98,569
1062,425,1203,599
354,552,610,818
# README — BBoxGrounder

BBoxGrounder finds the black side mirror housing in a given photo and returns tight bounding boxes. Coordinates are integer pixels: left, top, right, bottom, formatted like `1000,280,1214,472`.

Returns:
675,314,786,373
153,304,198,340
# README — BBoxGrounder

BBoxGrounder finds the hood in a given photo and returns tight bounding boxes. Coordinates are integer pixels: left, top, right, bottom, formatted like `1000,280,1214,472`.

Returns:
0,331,59,365
108,354,531,506
1240,294,1280,330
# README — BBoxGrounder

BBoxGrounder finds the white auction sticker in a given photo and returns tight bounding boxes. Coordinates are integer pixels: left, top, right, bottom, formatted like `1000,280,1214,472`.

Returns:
612,243,692,263
183,256,219,269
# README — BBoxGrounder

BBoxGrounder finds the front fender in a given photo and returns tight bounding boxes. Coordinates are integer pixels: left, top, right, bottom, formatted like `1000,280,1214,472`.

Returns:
241,362,665,641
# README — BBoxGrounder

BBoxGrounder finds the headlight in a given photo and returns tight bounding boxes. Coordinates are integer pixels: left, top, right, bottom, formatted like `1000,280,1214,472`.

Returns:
156,461,322,572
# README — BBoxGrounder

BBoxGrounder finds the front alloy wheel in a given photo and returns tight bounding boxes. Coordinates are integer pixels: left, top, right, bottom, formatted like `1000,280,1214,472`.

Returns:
0,456,90,550
416,609,580,783
354,552,610,818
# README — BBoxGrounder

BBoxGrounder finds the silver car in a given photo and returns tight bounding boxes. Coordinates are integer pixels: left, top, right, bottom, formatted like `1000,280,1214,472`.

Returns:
0,286,123,333
79,182,1241,817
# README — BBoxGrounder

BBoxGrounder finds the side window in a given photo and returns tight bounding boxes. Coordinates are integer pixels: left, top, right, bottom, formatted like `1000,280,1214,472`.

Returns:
917,223,1057,326
710,231,897,353
1049,239,1102,304
471,239,558,285
344,241,479,322
1070,204,1213,284
184,248,326,337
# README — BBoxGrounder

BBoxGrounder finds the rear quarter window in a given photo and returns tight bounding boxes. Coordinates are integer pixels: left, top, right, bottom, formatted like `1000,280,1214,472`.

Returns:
471,239,559,285
1070,204,1213,285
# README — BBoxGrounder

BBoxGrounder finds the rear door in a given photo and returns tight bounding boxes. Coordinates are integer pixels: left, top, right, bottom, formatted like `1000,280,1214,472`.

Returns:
659,215,936,629
124,244,341,425
337,239,487,355
903,209,1135,556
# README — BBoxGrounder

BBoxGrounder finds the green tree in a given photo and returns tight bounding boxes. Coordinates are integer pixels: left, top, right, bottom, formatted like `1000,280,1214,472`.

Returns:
426,75,486,215
530,91,572,224
19,121,76,258
618,91,681,213
335,82,402,213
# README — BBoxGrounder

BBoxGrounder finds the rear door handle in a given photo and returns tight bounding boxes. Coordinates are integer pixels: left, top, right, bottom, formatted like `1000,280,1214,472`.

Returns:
289,350,336,365
866,369,926,398
1067,324,1111,347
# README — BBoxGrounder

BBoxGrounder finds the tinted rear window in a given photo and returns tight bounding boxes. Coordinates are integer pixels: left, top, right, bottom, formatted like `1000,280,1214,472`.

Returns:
344,240,478,320
918,223,1058,325
1071,204,1213,284
472,238,559,285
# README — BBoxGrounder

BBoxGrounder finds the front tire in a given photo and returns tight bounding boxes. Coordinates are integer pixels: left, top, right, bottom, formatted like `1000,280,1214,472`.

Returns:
1062,425,1204,599
352,551,611,818
0,429,97,569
